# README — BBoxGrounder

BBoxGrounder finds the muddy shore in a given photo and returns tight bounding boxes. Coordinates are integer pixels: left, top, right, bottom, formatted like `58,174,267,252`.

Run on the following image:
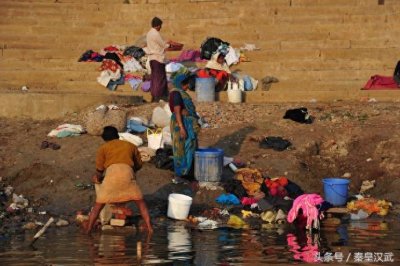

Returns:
1,101,400,234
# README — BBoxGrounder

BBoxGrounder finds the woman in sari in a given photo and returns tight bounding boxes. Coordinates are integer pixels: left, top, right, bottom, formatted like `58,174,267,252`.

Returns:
169,74,200,184
84,126,153,234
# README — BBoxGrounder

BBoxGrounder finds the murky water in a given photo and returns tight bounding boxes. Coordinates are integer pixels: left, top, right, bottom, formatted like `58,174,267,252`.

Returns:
0,219,399,265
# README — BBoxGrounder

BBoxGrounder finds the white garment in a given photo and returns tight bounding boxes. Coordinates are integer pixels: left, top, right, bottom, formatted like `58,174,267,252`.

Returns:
225,46,240,66
97,69,121,87
118,132,143,146
165,62,184,73
123,58,143,72
143,27,169,63
48,124,85,137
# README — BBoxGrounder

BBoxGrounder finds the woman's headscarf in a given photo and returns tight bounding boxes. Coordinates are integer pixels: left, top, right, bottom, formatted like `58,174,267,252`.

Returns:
172,73,187,90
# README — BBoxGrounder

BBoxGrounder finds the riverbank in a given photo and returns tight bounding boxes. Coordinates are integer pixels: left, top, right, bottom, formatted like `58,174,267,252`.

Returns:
1,101,400,235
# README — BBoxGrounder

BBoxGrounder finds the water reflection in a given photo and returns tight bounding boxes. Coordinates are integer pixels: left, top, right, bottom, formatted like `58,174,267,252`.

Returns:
0,220,398,265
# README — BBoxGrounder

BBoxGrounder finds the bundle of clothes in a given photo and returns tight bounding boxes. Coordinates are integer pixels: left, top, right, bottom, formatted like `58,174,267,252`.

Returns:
79,45,148,91
219,168,332,230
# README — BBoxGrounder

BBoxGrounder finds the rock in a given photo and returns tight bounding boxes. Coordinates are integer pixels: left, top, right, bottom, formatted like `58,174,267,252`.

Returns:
23,222,37,230
56,219,69,227
342,172,351,178
85,108,127,136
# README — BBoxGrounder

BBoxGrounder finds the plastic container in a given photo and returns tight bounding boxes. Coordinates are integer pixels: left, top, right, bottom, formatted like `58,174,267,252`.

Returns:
227,89,242,103
194,148,224,182
195,77,215,102
322,178,350,206
167,193,193,220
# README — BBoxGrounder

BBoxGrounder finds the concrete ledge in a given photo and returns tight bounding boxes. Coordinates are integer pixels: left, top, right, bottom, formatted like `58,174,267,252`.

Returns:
0,91,143,120
1,89,399,120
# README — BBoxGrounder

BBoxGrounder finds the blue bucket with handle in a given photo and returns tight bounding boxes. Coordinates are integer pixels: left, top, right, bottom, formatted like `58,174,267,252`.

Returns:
322,178,350,206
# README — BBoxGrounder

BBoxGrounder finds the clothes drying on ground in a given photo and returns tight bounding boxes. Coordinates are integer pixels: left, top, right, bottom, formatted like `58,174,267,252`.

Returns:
200,37,230,60
107,75,124,91
78,50,103,62
103,52,123,68
283,107,313,124
259,136,292,151
99,59,122,73
235,168,264,196
97,69,122,87
128,78,142,90
123,58,143,72
215,194,241,205
170,49,204,62
222,179,248,199
123,46,146,60
363,75,399,90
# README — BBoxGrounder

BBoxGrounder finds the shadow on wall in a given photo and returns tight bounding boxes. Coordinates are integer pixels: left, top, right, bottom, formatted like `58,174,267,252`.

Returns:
212,126,256,157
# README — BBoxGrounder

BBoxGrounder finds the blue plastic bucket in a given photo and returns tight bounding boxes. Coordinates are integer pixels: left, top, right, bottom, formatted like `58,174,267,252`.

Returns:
194,148,223,182
195,78,215,102
322,178,350,206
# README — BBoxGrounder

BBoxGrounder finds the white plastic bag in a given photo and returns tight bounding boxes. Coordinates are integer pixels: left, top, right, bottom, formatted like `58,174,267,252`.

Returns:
162,126,172,146
147,128,163,150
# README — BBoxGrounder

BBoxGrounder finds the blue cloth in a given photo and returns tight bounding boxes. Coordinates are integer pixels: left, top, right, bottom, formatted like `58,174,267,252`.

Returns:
172,73,187,90
243,76,253,91
127,119,147,133
107,75,125,91
215,193,240,205
128,78,142,90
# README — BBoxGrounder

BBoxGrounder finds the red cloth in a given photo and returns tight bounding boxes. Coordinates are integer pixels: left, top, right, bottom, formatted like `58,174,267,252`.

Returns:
363,75,399,90
265,177,288,197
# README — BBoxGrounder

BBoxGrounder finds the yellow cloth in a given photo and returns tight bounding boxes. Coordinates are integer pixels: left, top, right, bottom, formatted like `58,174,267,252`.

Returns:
96,139,142,171
96,163,143,203
143,27,169,63
235,168,264,196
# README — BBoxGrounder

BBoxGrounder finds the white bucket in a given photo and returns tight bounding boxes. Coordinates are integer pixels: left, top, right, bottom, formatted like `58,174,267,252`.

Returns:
227,89,242,103
167,193,193,220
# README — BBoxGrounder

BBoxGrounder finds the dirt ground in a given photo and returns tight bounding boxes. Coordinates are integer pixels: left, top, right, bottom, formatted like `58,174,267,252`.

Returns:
1,101,400,230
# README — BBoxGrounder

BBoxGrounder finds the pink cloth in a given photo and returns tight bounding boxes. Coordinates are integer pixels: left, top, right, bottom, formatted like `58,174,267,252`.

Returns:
287,194,324,230
287,233,319,263
170,49,205,62
363,75,399,90
241,197,258,205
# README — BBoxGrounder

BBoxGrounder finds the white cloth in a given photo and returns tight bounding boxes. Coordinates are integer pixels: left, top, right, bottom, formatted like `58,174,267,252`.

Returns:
48,124,85,137
166,62,184,73
97,70,121,87
123,58,143,72
118,132,143,147
143,28,169,63
225,46,239,66
205,52,231,73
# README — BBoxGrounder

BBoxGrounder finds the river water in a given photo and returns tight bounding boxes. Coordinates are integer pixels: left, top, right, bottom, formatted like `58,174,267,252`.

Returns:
0,219,399,265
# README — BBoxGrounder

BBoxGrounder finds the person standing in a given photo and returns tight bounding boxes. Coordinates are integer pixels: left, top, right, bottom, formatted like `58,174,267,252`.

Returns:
84,126,153,234
144,17,171,102
169,74,200,184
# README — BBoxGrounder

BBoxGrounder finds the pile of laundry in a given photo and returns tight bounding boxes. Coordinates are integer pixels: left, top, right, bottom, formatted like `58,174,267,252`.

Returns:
79,45,147,91
187,167,333,231
78,38,261,93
